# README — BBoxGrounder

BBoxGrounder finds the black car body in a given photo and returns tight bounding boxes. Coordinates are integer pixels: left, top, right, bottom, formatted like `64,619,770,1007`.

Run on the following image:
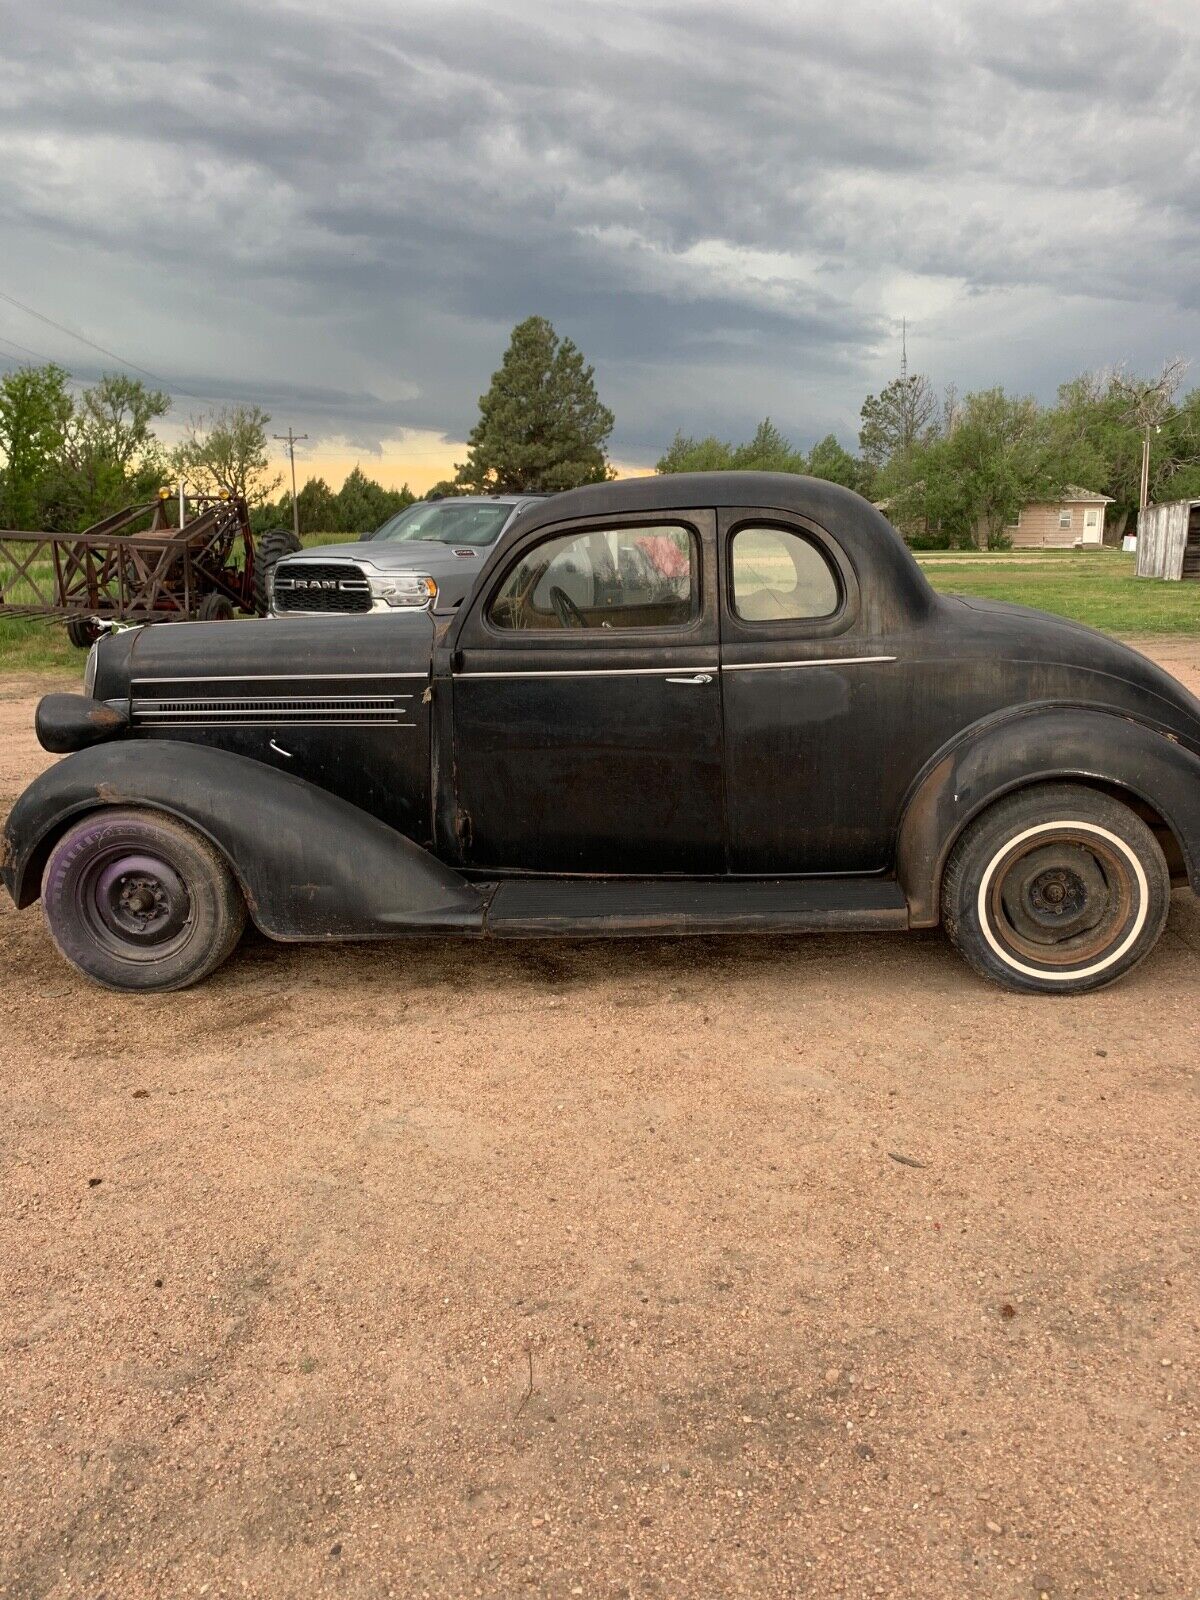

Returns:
269,495,543,618
6,471,1200,994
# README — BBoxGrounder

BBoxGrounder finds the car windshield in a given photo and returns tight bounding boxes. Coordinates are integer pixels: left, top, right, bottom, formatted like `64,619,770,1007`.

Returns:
372,501,513,547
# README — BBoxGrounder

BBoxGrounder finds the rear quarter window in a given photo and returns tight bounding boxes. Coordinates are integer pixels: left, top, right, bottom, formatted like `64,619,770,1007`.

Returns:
730,525,839,622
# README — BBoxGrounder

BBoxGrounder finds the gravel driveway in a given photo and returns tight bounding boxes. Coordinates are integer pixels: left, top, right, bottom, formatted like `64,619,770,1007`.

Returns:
1,645,1198,1598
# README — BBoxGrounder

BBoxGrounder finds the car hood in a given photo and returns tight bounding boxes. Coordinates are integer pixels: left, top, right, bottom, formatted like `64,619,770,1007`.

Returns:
91,612,436,703
288,539,493,575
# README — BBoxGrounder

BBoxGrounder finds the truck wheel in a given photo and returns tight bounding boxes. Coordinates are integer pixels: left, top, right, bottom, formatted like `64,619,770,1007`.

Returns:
196,592,235,622
253,527,303,614
941,783,1170,994
41,808,246,992
66,616,104,649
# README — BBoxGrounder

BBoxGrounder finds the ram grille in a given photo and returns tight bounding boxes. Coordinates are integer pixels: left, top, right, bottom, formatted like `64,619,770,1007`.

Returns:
271,561,372,614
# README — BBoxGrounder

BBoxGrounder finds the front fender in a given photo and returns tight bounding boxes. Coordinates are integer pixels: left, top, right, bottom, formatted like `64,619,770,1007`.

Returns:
896,706,1200,926
2,741,484,939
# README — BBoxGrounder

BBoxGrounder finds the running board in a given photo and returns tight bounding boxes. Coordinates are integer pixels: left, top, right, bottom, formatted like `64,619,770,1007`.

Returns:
484,876,909,937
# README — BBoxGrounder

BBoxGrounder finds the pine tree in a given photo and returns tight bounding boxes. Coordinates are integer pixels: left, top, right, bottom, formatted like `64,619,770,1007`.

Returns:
454,317,614,492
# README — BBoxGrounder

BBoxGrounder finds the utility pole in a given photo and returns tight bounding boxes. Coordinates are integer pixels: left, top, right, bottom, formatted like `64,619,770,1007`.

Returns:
274,427,308,540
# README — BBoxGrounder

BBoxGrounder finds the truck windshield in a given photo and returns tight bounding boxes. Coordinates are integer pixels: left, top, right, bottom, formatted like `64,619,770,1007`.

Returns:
372,501,512,547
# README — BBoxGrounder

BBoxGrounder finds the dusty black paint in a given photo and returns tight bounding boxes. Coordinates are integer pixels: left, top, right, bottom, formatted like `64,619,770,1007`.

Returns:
6,472,1200,941
35,694,129,753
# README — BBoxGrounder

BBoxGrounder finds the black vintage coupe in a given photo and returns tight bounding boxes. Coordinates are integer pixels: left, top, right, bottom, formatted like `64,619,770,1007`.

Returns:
6,473,1200,995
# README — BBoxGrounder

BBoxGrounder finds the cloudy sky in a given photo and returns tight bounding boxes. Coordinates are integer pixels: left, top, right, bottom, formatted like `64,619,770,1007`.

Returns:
2,0,1199,491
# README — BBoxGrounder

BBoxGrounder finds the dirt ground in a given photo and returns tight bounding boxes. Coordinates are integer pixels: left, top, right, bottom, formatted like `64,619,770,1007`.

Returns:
1,644,1198,1600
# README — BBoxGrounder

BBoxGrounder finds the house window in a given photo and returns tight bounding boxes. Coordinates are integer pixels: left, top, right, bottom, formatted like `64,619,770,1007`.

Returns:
1006,509,1022,528
1059,509,1073,530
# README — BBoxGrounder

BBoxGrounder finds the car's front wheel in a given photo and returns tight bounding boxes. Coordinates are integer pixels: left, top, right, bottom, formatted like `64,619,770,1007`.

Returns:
42,808,246,992
941,783,1170,994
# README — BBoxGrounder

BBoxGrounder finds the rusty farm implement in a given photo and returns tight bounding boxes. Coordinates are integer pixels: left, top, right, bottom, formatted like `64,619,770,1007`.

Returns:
0,491,301,646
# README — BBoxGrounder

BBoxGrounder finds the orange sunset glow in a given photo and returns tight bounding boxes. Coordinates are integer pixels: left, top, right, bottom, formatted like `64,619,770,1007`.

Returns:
271,433,652,498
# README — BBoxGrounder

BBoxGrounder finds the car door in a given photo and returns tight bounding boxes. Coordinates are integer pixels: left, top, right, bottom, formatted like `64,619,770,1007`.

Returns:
447,509,724,875
717,507,903,874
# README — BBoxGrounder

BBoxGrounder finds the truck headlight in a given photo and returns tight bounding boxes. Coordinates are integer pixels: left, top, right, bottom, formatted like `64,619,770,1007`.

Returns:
83,642,99,698
367,574,438,608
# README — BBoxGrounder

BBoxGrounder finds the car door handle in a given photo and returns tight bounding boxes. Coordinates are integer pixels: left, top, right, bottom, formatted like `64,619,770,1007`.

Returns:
665,673,713,685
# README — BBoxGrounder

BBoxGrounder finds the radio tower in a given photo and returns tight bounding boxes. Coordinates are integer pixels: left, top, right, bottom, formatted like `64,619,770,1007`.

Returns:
900,317,908,383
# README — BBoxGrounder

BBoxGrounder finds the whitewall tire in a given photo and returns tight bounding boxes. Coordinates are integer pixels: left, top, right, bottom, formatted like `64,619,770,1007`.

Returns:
941,784,1170,994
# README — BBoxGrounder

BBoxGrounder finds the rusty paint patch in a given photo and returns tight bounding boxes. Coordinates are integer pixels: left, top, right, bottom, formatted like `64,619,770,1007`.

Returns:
86,703,127,731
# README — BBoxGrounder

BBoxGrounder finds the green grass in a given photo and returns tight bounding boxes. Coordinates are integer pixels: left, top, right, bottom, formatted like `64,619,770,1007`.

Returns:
917,549,1200,636
300,531,364,548
0,617,80,675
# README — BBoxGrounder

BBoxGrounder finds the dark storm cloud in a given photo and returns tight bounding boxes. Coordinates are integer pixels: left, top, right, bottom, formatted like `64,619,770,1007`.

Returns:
1,0,1198,460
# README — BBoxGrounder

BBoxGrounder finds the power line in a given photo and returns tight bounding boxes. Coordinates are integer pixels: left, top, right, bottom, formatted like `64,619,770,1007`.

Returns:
0,286,235,408
0,331,60,366
0,286,172,387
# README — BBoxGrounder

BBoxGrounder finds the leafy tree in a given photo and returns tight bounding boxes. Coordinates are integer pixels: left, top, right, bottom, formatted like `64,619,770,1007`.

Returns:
1052,363,1200,534
0,363,73,528
806,433,873,496
656,431,736,473
333,466,415,533
882,387,1070,548
53,374,170,527
455,316,614,492
656,418,811,475
172,403,280,506
290,476,337,535
730,418,807,473
859,372,938,470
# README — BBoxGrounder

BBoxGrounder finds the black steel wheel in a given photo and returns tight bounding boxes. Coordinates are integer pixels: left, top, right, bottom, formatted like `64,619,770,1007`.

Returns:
66,615,104,649
196,592,235,622
941,783,1170,994
41,808,246,992
253,526,303,614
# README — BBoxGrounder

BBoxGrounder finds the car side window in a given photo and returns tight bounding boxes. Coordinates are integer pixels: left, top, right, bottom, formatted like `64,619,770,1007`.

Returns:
730,525,839,622
489,524,698,631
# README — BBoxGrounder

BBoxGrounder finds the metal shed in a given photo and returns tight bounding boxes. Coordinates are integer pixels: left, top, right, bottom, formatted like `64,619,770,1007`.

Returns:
1135,498,1200,581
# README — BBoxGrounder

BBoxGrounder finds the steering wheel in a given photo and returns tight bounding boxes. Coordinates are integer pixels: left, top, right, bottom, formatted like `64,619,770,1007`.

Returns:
549,585,586,630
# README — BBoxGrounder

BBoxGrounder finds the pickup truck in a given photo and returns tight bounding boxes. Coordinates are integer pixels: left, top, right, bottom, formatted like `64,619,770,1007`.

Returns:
6,471,1200,995
269,494,544,617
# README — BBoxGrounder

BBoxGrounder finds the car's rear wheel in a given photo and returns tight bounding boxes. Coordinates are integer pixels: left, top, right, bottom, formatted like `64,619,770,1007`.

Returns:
941,783,1170,994
253,527,303,614
42,808,246,992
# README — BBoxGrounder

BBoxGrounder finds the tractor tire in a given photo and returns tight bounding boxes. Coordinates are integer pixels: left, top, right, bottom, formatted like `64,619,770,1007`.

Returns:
66,616,104,649
196,592,235,623
253,527,303,615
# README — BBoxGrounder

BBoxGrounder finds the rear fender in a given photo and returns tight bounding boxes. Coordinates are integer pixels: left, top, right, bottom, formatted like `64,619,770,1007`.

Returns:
2,741,484,939
896,706,1200,926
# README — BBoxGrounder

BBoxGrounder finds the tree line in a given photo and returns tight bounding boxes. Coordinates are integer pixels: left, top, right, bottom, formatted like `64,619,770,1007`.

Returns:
659,360,1200,546
0,362,414,537
4,316,1200,547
